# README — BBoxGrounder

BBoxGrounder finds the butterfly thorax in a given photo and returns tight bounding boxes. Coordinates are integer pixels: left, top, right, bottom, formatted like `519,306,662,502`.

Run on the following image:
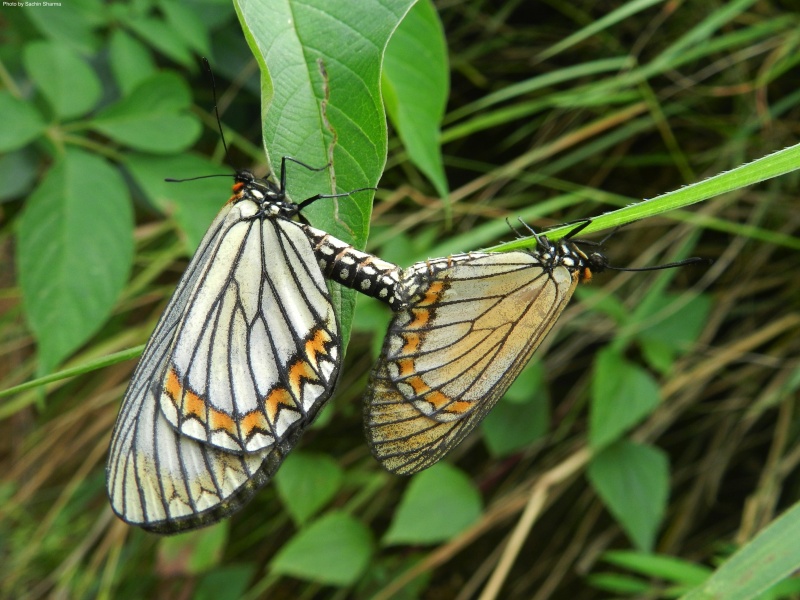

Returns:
230,170,300,220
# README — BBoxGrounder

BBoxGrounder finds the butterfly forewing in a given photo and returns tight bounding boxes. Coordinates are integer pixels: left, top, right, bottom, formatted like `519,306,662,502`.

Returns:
364,251,579,475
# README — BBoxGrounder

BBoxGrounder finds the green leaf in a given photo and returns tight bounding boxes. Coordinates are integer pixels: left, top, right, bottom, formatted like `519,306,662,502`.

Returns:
23,40,102,119
109,28,157,96
234,0,416,351
502,363,546,404
482,391,549,457
125,153,232,252
352,294,393,359
24,0,103,54
91,71,202,153
590,348,660,449
17,149,133,373
586,572,653,594
274,452,344,526
270,512,373,586
195,565,256,600
0,91,46,152
158,522,229,575
360,553,432,600
681,501,800,600
383,463,482,546
636,293,713,372
574,286,629,323
588,441,669,551
159,0,212,56
127,15,195,67
602,550,711,585
383,0,449,199
0,148,38,202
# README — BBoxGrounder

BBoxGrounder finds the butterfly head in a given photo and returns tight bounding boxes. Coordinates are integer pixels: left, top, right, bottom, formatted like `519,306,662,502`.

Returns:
232,170,300,219
533,236,608,283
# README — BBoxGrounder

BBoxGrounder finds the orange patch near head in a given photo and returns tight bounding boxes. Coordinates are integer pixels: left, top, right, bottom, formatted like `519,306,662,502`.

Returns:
408,308,430,329
581,267,593,283
305,328,331,370
227,182,246,205
418,281,445,307
265,387,297,422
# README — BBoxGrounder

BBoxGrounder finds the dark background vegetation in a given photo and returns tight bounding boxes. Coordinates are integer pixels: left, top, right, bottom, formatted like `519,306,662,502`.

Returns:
1,0,799,598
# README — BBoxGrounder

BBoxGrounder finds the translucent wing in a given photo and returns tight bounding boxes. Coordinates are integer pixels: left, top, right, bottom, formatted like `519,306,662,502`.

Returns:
364,252,578,475
107,194,340,533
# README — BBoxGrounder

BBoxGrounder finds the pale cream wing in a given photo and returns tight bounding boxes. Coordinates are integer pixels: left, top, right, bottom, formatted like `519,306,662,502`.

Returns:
364,252,577,475
157,216,340,454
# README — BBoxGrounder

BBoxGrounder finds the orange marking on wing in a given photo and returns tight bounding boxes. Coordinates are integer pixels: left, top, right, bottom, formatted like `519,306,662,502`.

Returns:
164,368,182,402
288,359,319,398
407,375,430,396
209,407,236,435
424,390,452,410
265,388,297,422
241,410,269,437
183,388,206,421
444,400,472,415
164,368,207,423
400,333,420,355
417,281,445,306
408,308,430,328
305,328,332,370
398,358,417,378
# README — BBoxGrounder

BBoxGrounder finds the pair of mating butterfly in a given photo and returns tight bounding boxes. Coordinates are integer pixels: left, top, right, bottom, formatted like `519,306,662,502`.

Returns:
107,157,701,534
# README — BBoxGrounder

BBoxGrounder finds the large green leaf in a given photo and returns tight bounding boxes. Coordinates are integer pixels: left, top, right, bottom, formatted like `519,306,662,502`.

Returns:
681,501,800,600
23,40,102,119
270,512,373,586
24,0,103,53
274,452,344,526
588,441,669,551
590,348,660,449
158,523,229,575
383,463,482,546
91,72,201,153
18,149,133,373
109,29,157,96
233,0,416,349
383,0,449,199
0,92,45,152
